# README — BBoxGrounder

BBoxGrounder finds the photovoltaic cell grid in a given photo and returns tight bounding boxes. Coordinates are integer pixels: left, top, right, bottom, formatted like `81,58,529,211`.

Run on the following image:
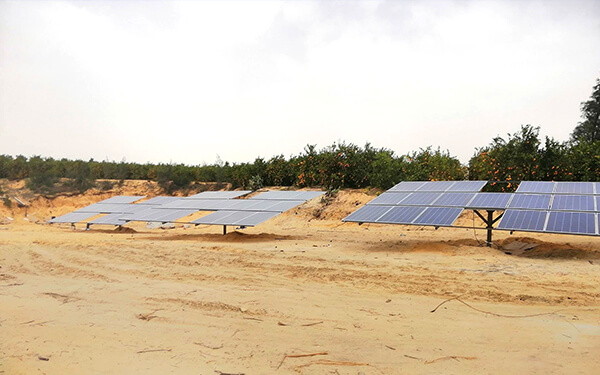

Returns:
191,211,280,227
389,180,487,193
344,181,486,227
49,212,99,224
516,181,600,195
343,205,463,227
497,210,599,236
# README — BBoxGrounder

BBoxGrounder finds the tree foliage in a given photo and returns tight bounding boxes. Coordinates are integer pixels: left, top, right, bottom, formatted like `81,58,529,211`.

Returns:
571,78,600,144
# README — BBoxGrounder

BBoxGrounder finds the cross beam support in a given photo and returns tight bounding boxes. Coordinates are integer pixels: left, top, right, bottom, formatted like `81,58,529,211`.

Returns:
473,210,503,247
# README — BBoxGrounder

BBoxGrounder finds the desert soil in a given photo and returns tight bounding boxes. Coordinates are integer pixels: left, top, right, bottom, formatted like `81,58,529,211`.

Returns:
1,188,599,374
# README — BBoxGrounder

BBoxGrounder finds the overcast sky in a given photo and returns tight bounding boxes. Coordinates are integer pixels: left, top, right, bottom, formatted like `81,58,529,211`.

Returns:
1,0,599,165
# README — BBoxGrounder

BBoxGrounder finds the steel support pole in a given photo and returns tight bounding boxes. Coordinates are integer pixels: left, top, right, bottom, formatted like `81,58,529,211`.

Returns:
486,210,493,247
223,225,227,235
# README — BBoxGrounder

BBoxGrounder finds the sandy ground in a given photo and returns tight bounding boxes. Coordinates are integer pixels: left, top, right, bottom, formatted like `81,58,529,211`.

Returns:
1,190,600,374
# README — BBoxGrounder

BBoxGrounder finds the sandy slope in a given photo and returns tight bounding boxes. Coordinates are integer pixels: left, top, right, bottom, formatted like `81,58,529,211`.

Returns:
1,190,600,374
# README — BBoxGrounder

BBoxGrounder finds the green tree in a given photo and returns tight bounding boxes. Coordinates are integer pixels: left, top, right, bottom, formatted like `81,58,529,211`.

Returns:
571,77,600,144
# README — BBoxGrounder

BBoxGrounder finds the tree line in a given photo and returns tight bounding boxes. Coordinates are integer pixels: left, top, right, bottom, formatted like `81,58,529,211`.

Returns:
1,77,598,194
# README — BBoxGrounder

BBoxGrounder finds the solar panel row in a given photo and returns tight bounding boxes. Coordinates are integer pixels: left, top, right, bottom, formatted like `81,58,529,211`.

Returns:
369,191,600,212
50,191,324,227
516,181,600,195
191,211,280,226
497,210,599,235
389,180,487,193
343,205,463,227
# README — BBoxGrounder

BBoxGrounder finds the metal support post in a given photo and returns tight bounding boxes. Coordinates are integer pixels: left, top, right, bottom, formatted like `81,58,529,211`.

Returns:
486,210,493,247
223,225,227,235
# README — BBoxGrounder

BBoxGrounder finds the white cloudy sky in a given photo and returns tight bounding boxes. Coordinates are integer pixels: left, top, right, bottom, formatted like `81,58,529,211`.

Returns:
1,0,599,165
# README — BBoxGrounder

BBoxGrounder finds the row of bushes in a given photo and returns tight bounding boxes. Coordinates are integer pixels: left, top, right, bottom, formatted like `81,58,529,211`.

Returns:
1,125,599,194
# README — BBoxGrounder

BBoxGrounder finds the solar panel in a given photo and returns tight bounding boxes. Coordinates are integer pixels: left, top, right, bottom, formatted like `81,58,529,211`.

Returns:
158,199,226,210
398,192,442,206
138,196,183,205
376,206,426,224
74,203,140,214
48,212,99,224
342,205,392,223
550,195,596,212
186,191,251,199
191,210,280,226
88,214,129,225
413,207,463,226
257,200,304,212
545,212,597,235
368,192,411,206
466,193,514,210
515,181,554,194
595,182,600,195
446,181,487,192
125,208,197,222
97,196,145,204
388,181,427,192
507,194,551,210
416,181,456,192
432,193,476,207
497,210,548,232
553,182,594,195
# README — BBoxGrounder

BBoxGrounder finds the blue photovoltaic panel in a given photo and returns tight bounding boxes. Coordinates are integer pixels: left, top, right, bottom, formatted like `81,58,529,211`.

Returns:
367,192,410,206
545,212,596,235
49,212,99,224
497,210,548,232
388,181,427,192
376,206,426,224
191,210,280,226
124,208,197,222
191,210,239,224
186,191,251,199
143,209,198,222
595,182,600,195
433,193,476,207
138,196,182,205
258,200,304,212
550,195,596,212
553,182,594,195
597,196,600,211
88,214,129,225
446,181,487,192
508,194,551,210
416,181,456,192
466,193,513,210
516,181,554,194
97,196,146,204
75,203,140,214
413,207,463,226
399,192,442,206
343,205,392,223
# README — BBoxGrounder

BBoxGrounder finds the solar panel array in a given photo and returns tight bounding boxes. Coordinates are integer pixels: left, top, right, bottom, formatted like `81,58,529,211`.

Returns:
48,191,324,229
344,181,600,237
343,181,487,227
